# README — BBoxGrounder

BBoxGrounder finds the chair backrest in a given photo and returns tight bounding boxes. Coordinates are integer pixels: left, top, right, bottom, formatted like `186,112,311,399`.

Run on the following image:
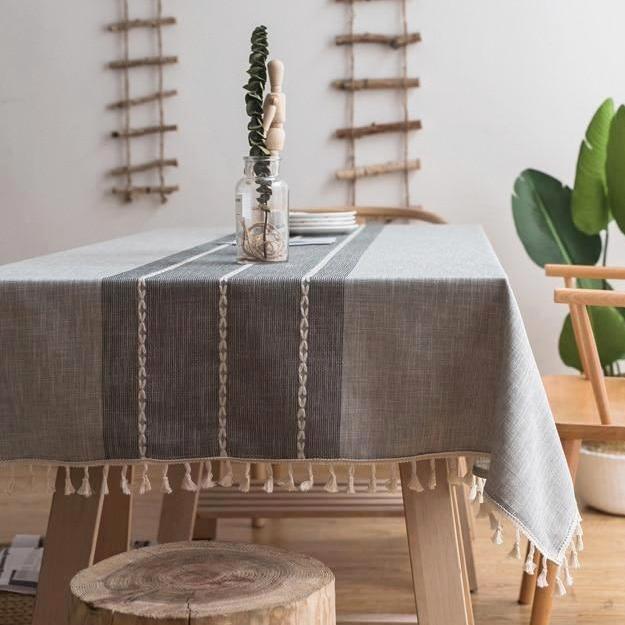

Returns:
546,264,625,426
296,206,447,225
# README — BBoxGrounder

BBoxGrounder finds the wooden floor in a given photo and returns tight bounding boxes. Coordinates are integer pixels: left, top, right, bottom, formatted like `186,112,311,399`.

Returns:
2,469,625,624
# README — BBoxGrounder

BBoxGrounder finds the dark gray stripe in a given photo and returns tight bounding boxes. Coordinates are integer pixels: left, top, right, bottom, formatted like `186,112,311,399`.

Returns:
226,241,351,459
101,235,231,460
305,224,383,458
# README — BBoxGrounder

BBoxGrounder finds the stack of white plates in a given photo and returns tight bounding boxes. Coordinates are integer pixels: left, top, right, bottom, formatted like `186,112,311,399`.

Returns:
289,211,358,235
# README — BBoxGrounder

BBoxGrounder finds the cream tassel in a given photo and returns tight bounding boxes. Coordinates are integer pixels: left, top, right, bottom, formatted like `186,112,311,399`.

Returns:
120,465,132,495
508,528,522,559
239,462,251,493
263,463,274,493
218,459,234,488
101,465,110,496
555,573,567,596
408,460,424,492
428,459,437,490
476,477,485,504
46,466,55,494
285,463,297,492
463,457,475,486
386,463,400,493
324,464,339,493
63,465,75,495
160,464,172,494
77,466,93,497
138,463,151,495
368,464,377,493
181,462,197,492
490,517,504,545
563,556,574,587
299,463,314,492
524,542,537,575
347,464,356,494
536,557,549,588
576,524,584,552
569,543,580,569
200,461,216,489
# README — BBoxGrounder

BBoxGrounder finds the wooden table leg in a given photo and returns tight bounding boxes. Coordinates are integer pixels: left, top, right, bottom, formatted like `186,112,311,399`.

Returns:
33,465,132,625
454,484,478,593
400,460,473,625
157,462,202,543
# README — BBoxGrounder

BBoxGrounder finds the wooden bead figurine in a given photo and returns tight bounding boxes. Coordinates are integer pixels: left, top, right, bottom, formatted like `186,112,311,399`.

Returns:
262,59,286,154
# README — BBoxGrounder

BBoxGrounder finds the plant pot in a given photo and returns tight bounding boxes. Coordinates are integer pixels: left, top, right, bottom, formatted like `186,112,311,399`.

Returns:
576,445,625,516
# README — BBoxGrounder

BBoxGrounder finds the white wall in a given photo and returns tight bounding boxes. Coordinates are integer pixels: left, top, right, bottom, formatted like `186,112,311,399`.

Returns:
2,0,625,374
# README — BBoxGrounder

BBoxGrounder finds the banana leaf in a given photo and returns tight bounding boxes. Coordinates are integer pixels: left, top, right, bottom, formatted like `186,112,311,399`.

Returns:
512,169,602,267
559,305,625,371
607,105,625,235
572,98,614,234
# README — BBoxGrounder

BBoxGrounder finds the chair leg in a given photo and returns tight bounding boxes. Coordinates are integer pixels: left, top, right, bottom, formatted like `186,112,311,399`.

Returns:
399,460,473,625
518,543,540,604
193,515,218,540
454,484,478,593
157,462,202,543
529,555,559,625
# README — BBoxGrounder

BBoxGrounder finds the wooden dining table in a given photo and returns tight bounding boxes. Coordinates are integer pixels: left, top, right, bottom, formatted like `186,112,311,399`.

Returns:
0,224,580,625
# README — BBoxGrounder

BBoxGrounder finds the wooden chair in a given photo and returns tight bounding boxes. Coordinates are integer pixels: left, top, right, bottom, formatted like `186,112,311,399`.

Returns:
519,264,625,625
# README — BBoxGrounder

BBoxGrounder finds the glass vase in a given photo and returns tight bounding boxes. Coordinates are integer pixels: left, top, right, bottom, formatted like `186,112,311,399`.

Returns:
235,156,289,263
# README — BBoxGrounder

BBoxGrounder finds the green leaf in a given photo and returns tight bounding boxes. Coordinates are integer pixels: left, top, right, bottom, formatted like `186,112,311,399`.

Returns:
559,305,625,371
512,169,602,267
607,105,625,234
572,98,614,234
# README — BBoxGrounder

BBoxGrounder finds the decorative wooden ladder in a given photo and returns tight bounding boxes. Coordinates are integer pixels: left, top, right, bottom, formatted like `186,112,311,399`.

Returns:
334,0,422,208
107,0,179,203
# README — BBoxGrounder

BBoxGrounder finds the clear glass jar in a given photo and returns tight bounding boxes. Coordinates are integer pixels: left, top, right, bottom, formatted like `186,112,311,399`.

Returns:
235,156,289,263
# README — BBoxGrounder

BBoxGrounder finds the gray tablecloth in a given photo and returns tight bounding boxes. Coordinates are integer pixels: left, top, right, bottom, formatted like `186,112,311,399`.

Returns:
0,224,580,571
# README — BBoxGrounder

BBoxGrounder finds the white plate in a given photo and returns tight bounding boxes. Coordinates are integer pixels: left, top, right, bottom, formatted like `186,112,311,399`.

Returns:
290,224,360,235
291,211,356,219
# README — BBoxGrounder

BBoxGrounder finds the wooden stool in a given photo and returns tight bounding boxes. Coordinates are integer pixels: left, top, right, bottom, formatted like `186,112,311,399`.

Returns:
69,541,335,625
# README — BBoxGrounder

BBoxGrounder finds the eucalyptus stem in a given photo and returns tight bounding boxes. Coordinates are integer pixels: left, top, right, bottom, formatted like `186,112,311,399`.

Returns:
244,25,272,259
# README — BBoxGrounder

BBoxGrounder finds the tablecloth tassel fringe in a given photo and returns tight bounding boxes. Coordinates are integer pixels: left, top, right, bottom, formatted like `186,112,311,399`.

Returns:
63,465,75,495
77,466,93,497
490,516,504,545
160,464,173,494
468,475,477,501
408,460,424,492
524,541,537,575
536,556,549,588
477,477,485,504
120,465,132,495
347,464,356,494
446,457,464,486
428,459,437,490
508,528,522,560
46,465,55,494
239,462,251,492
200,461,216,489
299,463,314,492
263,463,274,493
219,459,234,488
576,524,584,551
181,462,197,492
569,542,580,569
5,464,16,495
324,464,339,493
101,465,110,496
386,463,400,493
555,572,567,596
285,463,297,492
368,464,377,493
138,462,151,495
563,556,574,587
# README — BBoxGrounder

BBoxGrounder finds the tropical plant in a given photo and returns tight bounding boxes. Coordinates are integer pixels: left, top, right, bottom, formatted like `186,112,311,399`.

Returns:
512,99,625,373
243,25,272,257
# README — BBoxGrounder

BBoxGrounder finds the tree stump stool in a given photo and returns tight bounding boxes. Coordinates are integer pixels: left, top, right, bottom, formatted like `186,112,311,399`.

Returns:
69,541,335,625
